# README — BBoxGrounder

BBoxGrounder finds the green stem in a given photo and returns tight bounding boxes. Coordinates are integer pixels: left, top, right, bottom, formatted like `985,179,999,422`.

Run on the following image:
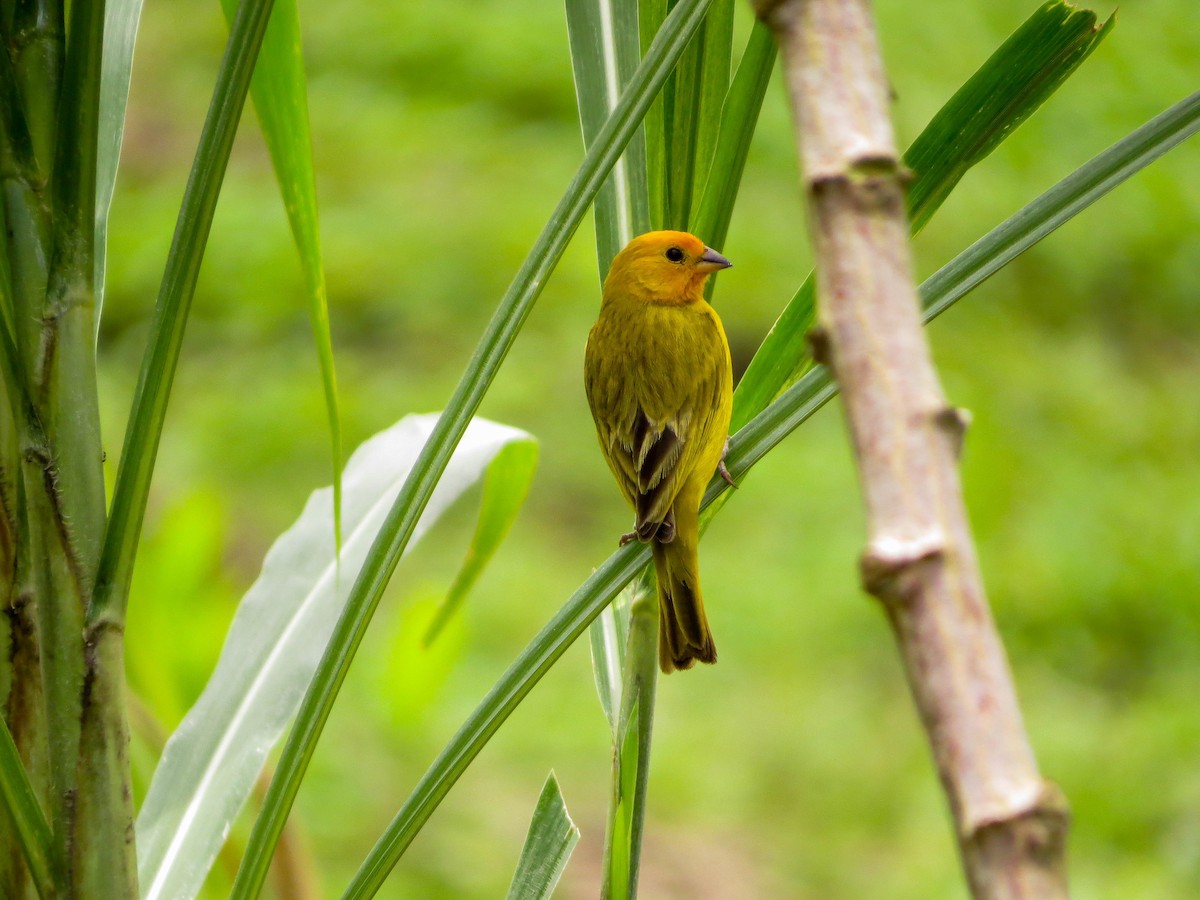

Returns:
11,0,64,172
71,621,136,897
42,0,105,587
600,579,658,900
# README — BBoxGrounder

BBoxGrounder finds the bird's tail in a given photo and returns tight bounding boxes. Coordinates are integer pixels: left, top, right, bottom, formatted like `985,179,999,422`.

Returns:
651,526,716,673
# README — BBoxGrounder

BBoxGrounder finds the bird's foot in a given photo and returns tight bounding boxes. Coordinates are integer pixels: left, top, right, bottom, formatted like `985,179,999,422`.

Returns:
656,516,676,544
718,437,737,488
619,530,639,546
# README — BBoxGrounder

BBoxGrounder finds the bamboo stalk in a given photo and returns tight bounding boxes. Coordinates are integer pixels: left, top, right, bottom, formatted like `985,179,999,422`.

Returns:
750,1,1069,896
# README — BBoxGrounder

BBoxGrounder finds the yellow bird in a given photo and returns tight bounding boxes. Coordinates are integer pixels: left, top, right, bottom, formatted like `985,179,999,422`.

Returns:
584,231,734,673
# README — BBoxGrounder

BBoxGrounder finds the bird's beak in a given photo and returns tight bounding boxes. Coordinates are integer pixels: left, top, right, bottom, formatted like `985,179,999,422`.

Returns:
696,247,732,273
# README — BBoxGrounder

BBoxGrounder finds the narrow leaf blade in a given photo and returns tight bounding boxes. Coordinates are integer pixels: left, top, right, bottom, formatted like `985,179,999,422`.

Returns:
424,438,539,645
218,0,344,548
567,0,649,275
95,0,147,315
504,772,580,900
692,21,775,251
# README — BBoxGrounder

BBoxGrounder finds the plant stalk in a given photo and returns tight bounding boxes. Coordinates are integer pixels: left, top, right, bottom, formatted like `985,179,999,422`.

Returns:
599,579,658,900
752,0,1069,895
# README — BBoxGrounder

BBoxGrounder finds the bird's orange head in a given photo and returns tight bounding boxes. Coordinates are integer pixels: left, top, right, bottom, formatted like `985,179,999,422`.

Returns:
602,230,732,306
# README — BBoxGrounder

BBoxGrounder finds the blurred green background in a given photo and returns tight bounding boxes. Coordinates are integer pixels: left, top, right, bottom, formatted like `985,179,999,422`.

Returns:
103,1,1198,897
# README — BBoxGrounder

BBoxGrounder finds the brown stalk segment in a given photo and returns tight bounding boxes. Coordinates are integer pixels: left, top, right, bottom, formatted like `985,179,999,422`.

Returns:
752,0,1069,895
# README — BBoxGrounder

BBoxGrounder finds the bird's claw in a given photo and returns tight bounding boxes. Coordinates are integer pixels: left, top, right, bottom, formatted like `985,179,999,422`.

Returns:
619,530,639,546
718,437,737,488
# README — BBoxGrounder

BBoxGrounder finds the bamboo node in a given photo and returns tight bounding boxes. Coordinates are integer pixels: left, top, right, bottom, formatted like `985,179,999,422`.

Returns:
967,781,1071,874
860,531,944,597
935,405,972,458
809,168,904,216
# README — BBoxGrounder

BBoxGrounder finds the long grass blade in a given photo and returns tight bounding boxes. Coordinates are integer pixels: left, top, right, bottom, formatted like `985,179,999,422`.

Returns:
90,0,279,628
232,4,717,898
691,21,775,251
639,0,667,230
690,0,732,221
344,90,1200,898
217,0,344,547
567,0,649,275
96,0,147,316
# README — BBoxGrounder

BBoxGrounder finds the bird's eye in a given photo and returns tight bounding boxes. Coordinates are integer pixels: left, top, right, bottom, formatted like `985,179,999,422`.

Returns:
665,247,685,263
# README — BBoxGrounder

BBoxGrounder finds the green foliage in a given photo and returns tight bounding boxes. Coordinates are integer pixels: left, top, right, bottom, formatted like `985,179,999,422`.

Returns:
2,0,1195,898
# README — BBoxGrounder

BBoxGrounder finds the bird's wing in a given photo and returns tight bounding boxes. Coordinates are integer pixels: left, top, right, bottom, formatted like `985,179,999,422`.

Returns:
585,305,729,541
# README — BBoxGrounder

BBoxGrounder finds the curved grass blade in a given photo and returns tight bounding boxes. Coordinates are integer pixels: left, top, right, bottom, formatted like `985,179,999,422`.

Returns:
423,438,539,645
217,0,344,548
344,91,1200,898
505,772,580,900
136,414,529,900
90,0,279,629
731,0,1114,433
231,4,717,897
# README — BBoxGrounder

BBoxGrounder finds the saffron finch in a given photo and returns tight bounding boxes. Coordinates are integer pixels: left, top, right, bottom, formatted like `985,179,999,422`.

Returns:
584,231,734,673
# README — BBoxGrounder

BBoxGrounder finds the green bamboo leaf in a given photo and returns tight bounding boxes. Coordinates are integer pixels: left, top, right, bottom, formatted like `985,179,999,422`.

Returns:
505,773,580,900
217,0,344,548
692,20,775,251
136,414,530,900
730,0,1114,433
423,438,539,645
567,0,650,275
96,0,147,316
234,4,717,898
0,717,55,900
90,0,279,629
346,91,1200,899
